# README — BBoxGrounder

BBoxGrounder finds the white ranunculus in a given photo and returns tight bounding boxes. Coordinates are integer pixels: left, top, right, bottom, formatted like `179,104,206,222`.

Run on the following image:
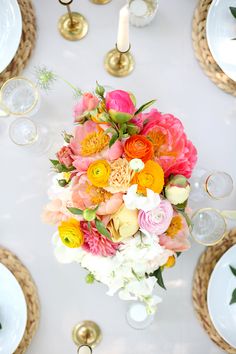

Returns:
165,185,190,205
129,158,145,172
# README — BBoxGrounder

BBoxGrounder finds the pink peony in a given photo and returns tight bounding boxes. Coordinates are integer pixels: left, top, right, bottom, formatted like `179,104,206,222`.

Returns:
159,213,190,252
57,146,73,168
73,93,99,122
69,120,123,172
80,221,119,256
71,175,123,216
141,109,197,178
138,200,173,236
105,90,136,123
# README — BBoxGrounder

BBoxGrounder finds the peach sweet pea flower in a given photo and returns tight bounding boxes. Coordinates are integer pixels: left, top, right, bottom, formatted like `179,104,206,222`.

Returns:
42,199,69,226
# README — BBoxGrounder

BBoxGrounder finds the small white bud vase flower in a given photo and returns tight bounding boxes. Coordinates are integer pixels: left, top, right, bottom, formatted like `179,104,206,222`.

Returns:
129,158,145,172
165,175,190,205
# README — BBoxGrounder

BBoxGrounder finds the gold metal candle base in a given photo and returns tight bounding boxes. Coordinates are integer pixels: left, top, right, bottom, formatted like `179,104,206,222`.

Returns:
58,12,88,41
90,0,111,3
104,47,135,77
72,321,102,348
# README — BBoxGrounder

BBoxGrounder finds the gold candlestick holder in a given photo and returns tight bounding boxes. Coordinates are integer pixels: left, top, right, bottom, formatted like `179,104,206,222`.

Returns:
72,321,102,349
58,0,88,41
104,44,135,77
90,0,111,3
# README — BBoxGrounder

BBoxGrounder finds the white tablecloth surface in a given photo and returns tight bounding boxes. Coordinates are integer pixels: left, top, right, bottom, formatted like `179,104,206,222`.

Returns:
1,0,236,353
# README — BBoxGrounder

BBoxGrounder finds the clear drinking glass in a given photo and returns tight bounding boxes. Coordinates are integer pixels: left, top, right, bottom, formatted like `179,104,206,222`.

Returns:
0,77,40,116
191,208,227,246
126,302,154,329
190,169,234,202
128,0,159,27
9,118,51,154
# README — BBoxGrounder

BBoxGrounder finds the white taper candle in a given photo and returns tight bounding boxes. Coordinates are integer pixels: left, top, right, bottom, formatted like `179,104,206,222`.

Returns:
117,5,130,52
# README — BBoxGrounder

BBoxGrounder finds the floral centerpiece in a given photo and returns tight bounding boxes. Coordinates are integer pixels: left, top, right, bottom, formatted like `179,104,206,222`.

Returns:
43,82,197,313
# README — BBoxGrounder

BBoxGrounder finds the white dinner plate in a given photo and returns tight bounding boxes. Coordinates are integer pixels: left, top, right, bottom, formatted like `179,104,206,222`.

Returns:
206,0,236,82
0,0,22,73
0,263,27,354
207,244,236,348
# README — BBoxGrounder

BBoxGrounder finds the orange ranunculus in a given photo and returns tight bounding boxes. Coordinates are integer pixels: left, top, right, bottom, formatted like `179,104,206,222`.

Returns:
87,159,111,187
124,135,154,163
132,160,164,194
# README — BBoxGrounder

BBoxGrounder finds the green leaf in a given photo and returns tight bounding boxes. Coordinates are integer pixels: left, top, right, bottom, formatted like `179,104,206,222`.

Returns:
67,207,83,215
134,99,156,116
104,127,117,135
150,267,166,290
62,131,73,143
109,133,119,148
229,265,236,277
95,218,112,240
230,7,236,19
56,164,75,173
230,288,236,305
176,252,182,258
50,159,59,166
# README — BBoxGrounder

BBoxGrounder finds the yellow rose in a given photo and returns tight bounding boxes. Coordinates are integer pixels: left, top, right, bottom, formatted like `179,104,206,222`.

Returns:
58,218,84,248
107,204,139,242
87,160,111,188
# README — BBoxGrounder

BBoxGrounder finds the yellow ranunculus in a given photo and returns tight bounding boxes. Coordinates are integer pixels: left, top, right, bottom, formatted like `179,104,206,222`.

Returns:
58,218,84,248
87,160,111,187
107,204,139,242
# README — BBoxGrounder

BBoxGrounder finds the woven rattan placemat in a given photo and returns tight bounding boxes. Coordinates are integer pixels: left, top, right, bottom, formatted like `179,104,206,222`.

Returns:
0,247,40,354
0,0,36,87
192,0,236,96
192,229,236,353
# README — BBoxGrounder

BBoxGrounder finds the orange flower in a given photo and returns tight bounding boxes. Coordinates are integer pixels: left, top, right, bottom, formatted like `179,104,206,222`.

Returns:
87,160,111,187
124,135,154,163
132,160,164,194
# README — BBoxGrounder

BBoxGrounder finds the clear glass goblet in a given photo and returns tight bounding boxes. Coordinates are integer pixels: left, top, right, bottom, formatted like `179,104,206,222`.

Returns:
190,169,234,202
9,118,51,154
0,77,40,116
191,208,227,246
126,302,154,329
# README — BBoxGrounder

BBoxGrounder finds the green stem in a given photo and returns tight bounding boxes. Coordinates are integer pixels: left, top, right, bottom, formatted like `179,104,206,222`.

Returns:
55,74,82,96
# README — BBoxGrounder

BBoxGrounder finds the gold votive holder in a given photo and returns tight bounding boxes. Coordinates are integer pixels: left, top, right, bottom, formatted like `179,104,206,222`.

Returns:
104,44,135,77
90,0,111,3
72,321,102,349
58,0,88,41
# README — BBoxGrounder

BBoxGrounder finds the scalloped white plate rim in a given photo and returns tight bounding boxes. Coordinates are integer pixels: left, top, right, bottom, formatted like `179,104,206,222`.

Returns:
207,244,236,348
206,0,236,82
0,262,27,354
0,0,22,73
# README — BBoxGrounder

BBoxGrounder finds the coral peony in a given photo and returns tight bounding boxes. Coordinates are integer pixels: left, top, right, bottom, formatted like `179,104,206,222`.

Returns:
141,109,197,178
159,213,190,252
71,175,123,216
138,200,173,236
80,221,119,256
70,121,123,171
105,90,136,123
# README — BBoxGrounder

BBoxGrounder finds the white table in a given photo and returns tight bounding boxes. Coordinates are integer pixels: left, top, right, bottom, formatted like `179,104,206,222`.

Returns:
1,0,236,353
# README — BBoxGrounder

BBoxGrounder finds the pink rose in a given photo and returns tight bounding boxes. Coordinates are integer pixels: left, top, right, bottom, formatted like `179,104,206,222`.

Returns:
138,200,173,236
141,109,197,178
73,93,99,122
105,90,136,123
57,146,73,168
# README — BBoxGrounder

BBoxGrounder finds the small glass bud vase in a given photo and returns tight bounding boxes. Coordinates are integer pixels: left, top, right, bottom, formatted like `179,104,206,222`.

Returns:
126,302,155,329
128,0,159,27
